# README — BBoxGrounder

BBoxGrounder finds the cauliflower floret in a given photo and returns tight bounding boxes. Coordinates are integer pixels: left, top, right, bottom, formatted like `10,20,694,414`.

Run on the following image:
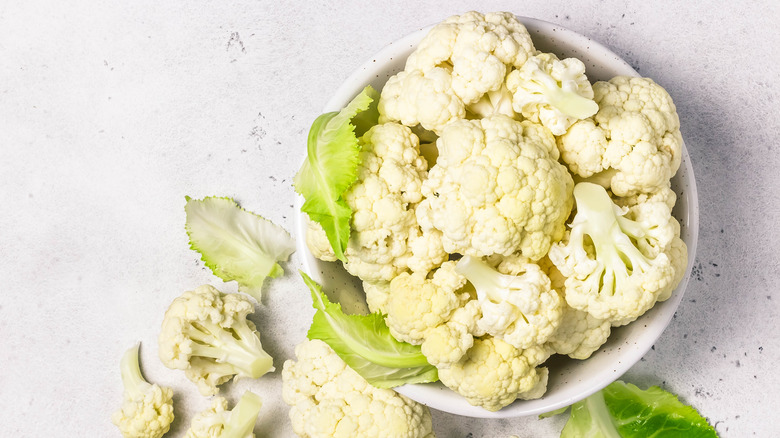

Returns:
455,255,562,349
307,123,447,283
158,285,274,396
557,76,683,196
506,52,598,135
282,339,435,438
306,220,337,262
384,261,469,344
420,115,574,260
362,280,391,314
111,344,174,438
185,391,263,438
548,183,687,326
421,299,484,368
379,11,536,133
438,337,550,411
537,258,611,360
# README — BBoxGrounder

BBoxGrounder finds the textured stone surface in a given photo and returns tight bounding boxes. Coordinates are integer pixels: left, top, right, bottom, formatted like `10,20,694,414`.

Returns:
1,1,778,436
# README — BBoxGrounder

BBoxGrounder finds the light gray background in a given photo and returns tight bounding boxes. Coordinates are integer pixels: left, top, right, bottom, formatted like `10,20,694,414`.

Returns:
2,1,778,436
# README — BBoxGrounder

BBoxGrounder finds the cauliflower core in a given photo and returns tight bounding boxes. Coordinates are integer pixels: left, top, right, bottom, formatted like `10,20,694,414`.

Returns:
282,339,435,438
420,115,574,260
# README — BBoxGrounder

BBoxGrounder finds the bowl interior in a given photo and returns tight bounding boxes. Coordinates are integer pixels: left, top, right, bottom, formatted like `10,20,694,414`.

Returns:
294,16,699,418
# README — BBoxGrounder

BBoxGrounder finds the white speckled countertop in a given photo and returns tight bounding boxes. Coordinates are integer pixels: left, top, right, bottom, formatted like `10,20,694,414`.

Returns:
2,1,778,436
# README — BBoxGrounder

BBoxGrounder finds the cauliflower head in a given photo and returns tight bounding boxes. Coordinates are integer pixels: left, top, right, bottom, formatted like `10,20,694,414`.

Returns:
384,261,469,345
420,115,574,259
111,344,174,438
548,183,687,326
455,255,562,350
557,76,683,196
307,122,447,283
185,391,263,438
506,52,598,135
379,11,536,133
438,336,550,411
158,285,274,396
282,339,435,438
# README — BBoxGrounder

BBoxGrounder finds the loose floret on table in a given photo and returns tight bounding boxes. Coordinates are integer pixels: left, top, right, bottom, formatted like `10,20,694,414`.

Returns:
111,343,175,438
185,391,263,438
282,339,436,438
158,285,274,396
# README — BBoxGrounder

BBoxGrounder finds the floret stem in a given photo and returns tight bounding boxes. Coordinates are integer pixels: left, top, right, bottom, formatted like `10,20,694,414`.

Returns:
187,320,274,379
223,391,263,438
532,68,598,119
572,183,653,294
119,343,152,398
455,255,520,300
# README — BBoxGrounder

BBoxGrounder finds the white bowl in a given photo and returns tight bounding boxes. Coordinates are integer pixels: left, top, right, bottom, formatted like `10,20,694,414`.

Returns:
295,16,699,418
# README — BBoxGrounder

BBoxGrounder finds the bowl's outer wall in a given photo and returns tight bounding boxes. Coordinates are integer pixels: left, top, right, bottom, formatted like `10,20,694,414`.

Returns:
294,16,699,418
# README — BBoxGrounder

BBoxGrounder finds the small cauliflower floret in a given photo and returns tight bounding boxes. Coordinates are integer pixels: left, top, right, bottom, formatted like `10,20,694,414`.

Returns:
557,76,683,196
547,299,612,360
548,183,687,326
384,261,469,344
421,299,484,368
538,258,611,360
111,344,174,438
282,339,435,438
158,285,274,396
185,391,263,438
438,337,550,411
455,255,562,350
362,280,391,314
306,220,337,262
306,122,448,283
421,115,574,260
613,182,677,211
506,52,598,135
379,11,536,133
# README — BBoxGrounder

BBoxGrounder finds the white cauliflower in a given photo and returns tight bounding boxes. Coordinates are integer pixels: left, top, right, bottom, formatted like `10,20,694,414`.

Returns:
282,339,435,438
362,280,391,314
421,299,484,368
557,76,683,196
455,255,562,350
111,344,174,438
306,122,447,283
379,11,536,132
185,391,263,438
548,183,687,326
437,336,550,411
540,257,611,360
420,115,574,260
506,52,598,135
384,261,469,344
158,285,274,396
